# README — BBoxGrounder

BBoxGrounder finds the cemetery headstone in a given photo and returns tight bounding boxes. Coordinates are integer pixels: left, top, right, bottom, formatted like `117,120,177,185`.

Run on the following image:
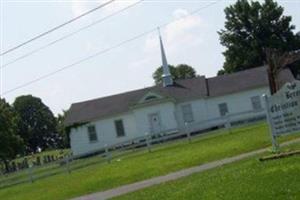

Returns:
23,158,29,168
47,155,51,163
43,156,48,164
11,162,17,172
36,156,41,166
17,162,22,170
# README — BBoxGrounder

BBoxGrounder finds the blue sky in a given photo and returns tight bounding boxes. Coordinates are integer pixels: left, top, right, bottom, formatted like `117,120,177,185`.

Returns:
1,0,300,115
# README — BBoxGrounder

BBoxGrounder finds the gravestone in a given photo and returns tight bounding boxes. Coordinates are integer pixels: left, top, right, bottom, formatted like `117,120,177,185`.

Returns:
17,162,22,170
36,156,41,166
43,156,48,164
47,155,51,163
12,162,17,172
23,158,29,168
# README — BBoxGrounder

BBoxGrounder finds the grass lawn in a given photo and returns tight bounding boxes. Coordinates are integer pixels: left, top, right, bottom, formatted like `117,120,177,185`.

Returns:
0,123,299,200
113,142,300,200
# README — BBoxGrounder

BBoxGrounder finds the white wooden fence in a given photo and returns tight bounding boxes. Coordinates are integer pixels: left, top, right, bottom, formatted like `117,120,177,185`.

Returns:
0,109,266,188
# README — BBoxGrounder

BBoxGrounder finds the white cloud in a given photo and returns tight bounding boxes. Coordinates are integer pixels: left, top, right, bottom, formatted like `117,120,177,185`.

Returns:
97,0,139,14
71,1,88,17
167,9,202,42
173,8,189,19
128,57,151,70
84,41,94,52
71,0,139,17
144,9,203,54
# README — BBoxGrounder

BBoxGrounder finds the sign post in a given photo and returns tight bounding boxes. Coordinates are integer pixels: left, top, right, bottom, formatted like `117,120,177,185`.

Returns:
185,122,192,143
262,94,280,152
263,81,300,152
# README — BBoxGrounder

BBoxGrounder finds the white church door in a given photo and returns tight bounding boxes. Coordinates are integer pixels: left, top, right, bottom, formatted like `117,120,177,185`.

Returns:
148,113,162,134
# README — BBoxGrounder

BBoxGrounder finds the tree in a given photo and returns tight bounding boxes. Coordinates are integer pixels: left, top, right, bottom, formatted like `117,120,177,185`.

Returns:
153,64,197,85
265,48,300,94
56,110,70,148
218,0,300,75
153,65,176,85
0,98,24,172
289,59,300,79
176,64,197,79
13,95,58,153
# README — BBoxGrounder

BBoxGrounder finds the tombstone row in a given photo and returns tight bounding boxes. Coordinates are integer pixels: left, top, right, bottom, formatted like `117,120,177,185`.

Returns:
1,154,65,174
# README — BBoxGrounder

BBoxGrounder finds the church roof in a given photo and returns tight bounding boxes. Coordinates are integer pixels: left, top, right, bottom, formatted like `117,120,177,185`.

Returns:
65,66,294,126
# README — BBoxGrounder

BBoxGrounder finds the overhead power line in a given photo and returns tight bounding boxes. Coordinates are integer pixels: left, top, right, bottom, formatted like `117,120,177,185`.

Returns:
1,0,221,96
1,0,143,69
0,0,116,56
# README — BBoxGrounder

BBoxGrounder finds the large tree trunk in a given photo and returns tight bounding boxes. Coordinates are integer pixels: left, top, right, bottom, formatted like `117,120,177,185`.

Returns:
267,65,277,95
266,48,300,95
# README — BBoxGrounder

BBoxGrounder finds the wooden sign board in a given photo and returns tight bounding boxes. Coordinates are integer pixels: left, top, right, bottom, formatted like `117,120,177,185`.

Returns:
263,80,300,151
266,81,300,136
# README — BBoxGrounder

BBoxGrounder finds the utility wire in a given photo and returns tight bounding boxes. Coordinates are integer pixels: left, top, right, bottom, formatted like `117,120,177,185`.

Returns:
0,0,116,56
1,0,221,96
1,0,143,69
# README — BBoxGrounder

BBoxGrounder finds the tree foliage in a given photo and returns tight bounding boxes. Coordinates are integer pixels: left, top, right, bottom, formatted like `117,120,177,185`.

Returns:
218,0,300,75
56,110,70,148
13,95,60,153
289,59,300,79
153,64,197,85
0,98,24,171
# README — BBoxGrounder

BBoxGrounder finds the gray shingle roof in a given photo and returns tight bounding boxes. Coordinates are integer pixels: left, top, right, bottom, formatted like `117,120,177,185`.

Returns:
207,66,269,97
65,66,294,126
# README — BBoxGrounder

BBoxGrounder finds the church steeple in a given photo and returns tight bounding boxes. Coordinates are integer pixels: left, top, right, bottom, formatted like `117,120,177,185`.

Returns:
158,28,173,87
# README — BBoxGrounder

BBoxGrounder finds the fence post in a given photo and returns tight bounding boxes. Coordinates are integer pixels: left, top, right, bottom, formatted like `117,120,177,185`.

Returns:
225,113,232,133
105,144,111,163
145,132,152,152
262,94,280,152
185,122,191,143
65,155,71,174
27,164,34,183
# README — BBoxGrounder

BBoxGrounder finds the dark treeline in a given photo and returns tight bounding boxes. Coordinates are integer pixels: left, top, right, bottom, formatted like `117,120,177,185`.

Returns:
0,95,68,172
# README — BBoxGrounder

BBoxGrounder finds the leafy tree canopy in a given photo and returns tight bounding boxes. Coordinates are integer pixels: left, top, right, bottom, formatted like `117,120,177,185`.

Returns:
56,110,70,148
153,64,197,85
218,0,300,75
13,95,59,153
0,98,24,171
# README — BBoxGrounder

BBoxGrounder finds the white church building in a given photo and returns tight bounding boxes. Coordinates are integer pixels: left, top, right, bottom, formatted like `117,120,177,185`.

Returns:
65,34,295,156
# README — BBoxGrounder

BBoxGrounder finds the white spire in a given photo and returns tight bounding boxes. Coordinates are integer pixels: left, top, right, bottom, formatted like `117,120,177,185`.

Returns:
158,28,173,87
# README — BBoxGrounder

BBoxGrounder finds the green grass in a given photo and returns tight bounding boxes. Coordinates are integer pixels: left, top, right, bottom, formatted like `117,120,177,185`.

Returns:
113,143,300,200
0,122,299,200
